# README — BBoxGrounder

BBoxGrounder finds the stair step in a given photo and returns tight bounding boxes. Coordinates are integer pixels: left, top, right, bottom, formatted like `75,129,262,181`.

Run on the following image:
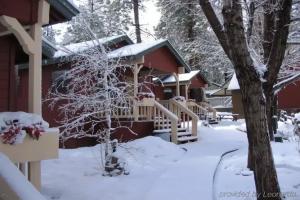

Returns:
177,136,198,143
155,124,181,128
153,127,187,134
177,131,192,137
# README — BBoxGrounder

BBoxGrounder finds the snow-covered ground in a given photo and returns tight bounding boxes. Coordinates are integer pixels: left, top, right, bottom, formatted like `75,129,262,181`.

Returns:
41,120,300,200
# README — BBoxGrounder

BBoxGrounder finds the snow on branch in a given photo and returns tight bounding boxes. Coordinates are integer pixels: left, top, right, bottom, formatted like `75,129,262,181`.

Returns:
274,72,300,94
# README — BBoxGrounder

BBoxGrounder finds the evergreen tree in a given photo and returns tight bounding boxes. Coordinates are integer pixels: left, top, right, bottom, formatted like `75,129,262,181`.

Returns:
155,0,232,85
43,26,57,43
62,0,132,45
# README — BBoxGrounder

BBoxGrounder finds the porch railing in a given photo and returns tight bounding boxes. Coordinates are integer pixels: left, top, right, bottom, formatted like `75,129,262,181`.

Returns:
206,96,232,108
169,99,199,137
0,153,46,200
187,100,208,119
199,102,217,119
134,99,179,143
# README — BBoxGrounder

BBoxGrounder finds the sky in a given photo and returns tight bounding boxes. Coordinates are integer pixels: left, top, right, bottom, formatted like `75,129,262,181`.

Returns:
55,0,161,43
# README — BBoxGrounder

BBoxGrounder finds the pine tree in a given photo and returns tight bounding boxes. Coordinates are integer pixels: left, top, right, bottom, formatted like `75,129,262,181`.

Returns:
43,26,57,43
62,0,132,45
155,0,232,85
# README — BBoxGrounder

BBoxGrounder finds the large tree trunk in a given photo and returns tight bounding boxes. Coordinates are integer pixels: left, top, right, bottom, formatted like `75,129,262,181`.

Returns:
133,0,142,43
240,79,281,199
199,0,291,198
265,92,276,141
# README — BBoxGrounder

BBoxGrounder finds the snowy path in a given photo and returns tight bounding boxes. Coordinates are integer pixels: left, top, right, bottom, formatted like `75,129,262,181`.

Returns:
41,120,300,200
42,122,247,200
142,126,247,200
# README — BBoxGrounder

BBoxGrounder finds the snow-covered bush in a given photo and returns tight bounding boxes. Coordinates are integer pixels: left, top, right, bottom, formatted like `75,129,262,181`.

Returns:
293,113,300,138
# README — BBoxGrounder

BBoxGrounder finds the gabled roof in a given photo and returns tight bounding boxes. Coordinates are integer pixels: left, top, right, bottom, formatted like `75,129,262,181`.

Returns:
107,39,191,72
161,70,205,84
54,35,133,58
48,0,80,22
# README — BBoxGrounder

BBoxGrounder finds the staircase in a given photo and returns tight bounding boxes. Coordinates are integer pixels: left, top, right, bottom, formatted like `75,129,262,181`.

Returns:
198,102,219,125
112,98,199,144
153,99,199,144
153,118,197,143
187,100,219,125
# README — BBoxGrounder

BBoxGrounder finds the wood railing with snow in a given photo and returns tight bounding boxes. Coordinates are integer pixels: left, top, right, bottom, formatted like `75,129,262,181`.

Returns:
169,99,199,137
187,100,208,119
111,98,134,119
199,102,217,119
0,153,46,200
153,100,179,143
0,129,59,191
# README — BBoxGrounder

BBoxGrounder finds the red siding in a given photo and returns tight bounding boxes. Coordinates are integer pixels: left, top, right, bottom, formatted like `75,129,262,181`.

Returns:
190,75,206,88
18,63,71,127
144,47,179,74
0,0,38,26
153,85,165,100
0,36,16,112
278,80,300,110
16,70,28,112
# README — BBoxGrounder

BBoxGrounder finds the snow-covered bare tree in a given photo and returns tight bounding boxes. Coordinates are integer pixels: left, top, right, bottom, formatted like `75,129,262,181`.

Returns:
155,0,232,85
199,0,293,199
47,39,132,176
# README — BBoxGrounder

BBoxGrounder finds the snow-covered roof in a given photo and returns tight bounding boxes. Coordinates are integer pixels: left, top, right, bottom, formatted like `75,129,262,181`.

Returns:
107,39,191,71
228,73,240,90
161,70,201,84
205,89,222,95
54,35,131,58
48,0,80,21
107,39,167,58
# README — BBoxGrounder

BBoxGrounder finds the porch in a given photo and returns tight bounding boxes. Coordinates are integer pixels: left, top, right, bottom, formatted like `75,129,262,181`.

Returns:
0,0,78,196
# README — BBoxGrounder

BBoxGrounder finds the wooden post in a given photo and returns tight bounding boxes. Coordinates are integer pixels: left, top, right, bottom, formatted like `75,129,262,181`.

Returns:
171,120,178,144
173,73,180,96
185,83,191,100
28,161,41,191
133,64,143,121
0,0,50,192
28,0,49,114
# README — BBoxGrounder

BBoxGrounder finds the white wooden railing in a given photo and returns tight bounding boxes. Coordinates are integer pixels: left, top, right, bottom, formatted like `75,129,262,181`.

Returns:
199,102,217,119
169,99,199,137
0,153,46,200
187,100,208,119
112,98,134,118
132,99,179,143
153,100,179,143
206,96,232,108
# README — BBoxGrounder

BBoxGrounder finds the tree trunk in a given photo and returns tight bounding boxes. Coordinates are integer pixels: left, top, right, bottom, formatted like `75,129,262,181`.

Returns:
240,80,281,200
133,0,142,43
265,92,277,141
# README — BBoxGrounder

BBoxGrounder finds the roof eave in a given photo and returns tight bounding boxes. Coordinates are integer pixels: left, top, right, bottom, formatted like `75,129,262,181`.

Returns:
48,0,80,21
